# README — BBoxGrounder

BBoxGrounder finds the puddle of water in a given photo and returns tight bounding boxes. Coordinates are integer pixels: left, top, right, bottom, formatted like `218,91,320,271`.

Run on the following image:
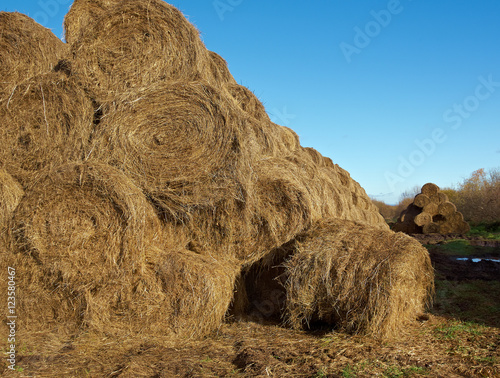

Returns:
456,257,500,263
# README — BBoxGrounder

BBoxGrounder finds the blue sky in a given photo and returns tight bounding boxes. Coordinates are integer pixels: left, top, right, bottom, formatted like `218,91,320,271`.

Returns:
3,0,500,204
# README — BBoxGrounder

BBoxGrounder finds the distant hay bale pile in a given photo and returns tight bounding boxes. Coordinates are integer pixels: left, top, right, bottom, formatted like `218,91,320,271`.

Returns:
0,0,433,344
0,12,67,100
393,183,470,234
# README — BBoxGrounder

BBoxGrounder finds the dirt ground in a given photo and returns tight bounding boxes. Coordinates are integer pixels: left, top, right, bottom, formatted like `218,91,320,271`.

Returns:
2,237,499,377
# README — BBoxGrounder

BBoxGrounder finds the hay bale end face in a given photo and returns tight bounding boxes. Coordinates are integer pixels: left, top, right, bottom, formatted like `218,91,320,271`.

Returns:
64,0,121,44
93,80,249,219
69,0,208,101
393,183,469,234
9,163,166,332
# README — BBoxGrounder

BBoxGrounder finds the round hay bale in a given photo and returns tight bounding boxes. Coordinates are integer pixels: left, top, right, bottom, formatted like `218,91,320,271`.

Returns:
238,117,282,158
0,169,23,252
437,201,457,216
69,0,208,101
8,162,170,333
323,156,335,168
413,194,430,208
439,221,455,234
421,183,439,197
0,72,95,185
458,220,471,233
422,222,440,234
227,84,270,123
204,50,237,87
422,202,438,215
278,125,301,153
94,81,248,218
448,211,465,222
317,162,388,229
303,147,324,166
437,192,449,203
0,12,67,99
64,0,120,45
283,219,434,338
152,250,240,338
11,162,164,282
428,192,448,204
414,212,432,227
392,204,422,234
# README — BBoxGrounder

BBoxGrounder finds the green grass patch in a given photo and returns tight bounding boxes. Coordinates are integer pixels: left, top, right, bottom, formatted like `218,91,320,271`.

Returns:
434,240,475,256
433,320,486,340
468,222,500,240
341,364,356,378
433,280,500,327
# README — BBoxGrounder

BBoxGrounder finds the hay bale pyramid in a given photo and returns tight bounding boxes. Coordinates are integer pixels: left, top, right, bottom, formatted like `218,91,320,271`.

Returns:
0,0,434,341
393,183,470,235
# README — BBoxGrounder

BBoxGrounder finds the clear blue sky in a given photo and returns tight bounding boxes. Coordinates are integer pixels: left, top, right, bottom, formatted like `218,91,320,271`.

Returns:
3,0,500,204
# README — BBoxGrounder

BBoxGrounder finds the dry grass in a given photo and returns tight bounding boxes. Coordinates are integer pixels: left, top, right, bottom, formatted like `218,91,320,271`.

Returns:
205,50,237,88
63,0,120,44
283,219,434,338
0,72,94,186
0,169,23,253
0,12,67,100
0,2,439,367
227,83,271,123
68,0,208,101
0,169,23,226
7,162,167,334
93,80,247,216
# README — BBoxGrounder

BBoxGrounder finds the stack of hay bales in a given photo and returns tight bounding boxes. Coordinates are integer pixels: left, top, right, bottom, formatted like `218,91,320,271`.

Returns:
0,0,433,342
393,183,470,234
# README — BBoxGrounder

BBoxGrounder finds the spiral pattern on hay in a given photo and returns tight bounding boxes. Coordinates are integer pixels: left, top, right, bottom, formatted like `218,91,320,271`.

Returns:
69,0,208,100
8,162,176,332
94,81,247,218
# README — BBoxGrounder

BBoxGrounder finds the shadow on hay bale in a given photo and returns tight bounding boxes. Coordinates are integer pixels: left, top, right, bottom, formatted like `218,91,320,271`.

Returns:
0,72,95,186
234,219,434,339
68,0,208,101
0,12,67,100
